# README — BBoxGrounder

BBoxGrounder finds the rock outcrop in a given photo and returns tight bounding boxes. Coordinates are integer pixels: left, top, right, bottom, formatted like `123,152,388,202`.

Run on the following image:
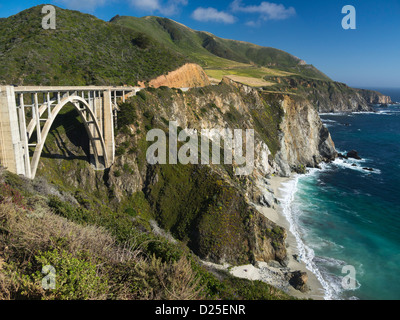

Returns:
288,271,309,293
266,76,391,113
139,63,211,89
346,150,362,160
356,89,393,105
275,94,337,176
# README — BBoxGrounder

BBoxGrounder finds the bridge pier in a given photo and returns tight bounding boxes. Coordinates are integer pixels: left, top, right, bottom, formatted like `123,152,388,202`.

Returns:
103,90,115,168
0,86,26,176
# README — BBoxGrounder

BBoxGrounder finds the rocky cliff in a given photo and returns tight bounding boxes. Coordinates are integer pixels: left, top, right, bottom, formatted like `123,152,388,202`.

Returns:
35,76,336,268
275,94,337,176
356,89,393,105
266,76,391,113
139,63,211,88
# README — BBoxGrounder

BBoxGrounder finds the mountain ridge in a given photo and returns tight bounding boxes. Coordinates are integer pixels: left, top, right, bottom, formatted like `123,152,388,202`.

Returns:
111,14,331,81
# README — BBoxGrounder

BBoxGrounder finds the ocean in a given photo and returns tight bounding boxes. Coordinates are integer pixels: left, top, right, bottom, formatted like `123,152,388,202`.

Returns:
279,89,400,300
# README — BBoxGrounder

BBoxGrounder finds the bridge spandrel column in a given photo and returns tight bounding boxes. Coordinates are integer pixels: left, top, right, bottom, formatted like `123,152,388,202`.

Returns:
93,95,104,158
0,86,25,175
103,90,115,167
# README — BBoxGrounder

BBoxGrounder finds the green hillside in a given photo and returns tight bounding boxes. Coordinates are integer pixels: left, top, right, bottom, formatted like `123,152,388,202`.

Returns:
0,6,331,87
111,15,331,82
0,6,187,86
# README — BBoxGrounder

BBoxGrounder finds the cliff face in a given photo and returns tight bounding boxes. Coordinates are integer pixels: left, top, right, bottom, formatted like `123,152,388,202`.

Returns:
266,76,391,113
275,95,337,176
35,77,336,267
357,89,393,104
139,63,211,88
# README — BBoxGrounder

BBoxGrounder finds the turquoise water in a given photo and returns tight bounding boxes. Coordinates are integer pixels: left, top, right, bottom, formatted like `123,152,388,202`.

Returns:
280,102,400,300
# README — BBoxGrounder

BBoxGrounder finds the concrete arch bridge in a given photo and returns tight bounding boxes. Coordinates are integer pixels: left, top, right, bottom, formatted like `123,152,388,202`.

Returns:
0,85,141,179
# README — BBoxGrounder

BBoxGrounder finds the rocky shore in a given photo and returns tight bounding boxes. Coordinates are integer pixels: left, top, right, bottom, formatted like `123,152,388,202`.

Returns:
202,175,326,300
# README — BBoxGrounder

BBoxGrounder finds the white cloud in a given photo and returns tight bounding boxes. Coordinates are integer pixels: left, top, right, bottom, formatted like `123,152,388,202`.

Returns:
130,0,188,15
192,7,236,24
55,0,108,11
231,0,296,21
131,0,160,12
245,20,258,27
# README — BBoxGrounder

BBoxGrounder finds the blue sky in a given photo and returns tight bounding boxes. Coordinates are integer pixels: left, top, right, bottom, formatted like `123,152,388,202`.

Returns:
1,0,400,88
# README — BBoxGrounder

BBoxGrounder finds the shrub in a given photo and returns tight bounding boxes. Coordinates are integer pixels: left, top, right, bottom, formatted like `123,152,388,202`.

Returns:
109,255,204,300
137,91,147,101
124,208,137,217
115,145,126,156
19,249,108,300
118,102,137,128
0,183,26,208
114,170,122,178
131,33,153,49
143,110,154,120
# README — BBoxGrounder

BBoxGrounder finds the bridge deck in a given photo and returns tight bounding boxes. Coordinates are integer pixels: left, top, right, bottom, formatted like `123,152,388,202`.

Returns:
13,86,141,93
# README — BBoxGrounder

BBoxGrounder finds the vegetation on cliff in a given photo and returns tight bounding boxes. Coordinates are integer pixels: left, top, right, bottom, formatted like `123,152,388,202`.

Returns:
0,160,294,300
23,79,333,272
0,6,187,86
264,75,375,113
111,83,287,265
112,15,331,82
0,6,331,86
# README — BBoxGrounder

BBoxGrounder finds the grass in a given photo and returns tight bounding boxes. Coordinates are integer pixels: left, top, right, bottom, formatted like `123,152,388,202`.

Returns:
0,5,332,92
0,198,201,300
206,66,292,80
113,15,331,82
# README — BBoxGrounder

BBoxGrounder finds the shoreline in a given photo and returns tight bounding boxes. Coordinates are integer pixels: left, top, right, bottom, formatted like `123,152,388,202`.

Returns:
203,174,326,300
267,175,326,300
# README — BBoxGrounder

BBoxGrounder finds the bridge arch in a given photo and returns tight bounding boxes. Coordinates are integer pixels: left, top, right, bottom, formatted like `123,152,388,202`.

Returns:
30,95,109,179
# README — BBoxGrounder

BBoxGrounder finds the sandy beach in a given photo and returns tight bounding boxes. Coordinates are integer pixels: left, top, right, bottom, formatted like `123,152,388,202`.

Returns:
267,175,325,300
209,175,326,300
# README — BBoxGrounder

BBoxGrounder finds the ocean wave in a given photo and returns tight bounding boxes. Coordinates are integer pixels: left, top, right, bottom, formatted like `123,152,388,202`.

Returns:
333,158,381,174
314,256,348,268
278,175,339,300
319,267,361,296
321,119,339,128
321,109,400,117
375,110,400,115
321,119,338,123
335,149,368,161
313,255,362,297
278,165,366,300
319,112,349,116
308,238,345,252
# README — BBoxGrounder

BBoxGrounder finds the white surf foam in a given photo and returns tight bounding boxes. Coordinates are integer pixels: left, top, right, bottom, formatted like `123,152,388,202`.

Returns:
321,119,338,123
333,158,381,175
278,171,340,300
